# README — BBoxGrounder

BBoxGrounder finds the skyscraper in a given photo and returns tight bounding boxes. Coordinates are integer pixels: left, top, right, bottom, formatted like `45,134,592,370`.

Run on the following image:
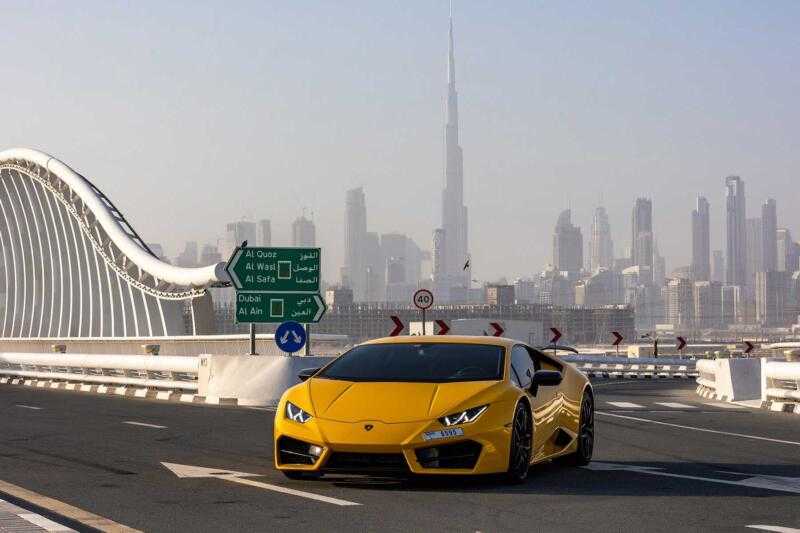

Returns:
725,176,747,286
590,206,613,272
552,209,583,275
762,199,778,272
343,187,367,300
691,196,710,281
745,217,763,286
257,219,271,247
711,250,725,283
291,215,316,247
436,7,470,296
631,198,653,283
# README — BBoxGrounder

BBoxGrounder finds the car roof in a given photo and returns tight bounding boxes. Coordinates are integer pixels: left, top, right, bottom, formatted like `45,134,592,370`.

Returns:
362,335,517,348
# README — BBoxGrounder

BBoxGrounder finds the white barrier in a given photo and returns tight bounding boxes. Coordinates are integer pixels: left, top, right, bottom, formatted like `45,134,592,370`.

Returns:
561,355,697,378
0,353,199,391
762,361,800,413
694,358,762,402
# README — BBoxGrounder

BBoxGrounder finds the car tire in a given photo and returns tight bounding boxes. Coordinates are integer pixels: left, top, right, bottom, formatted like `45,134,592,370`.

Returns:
282,471,322,480
563,391,594,466
505,402,532,484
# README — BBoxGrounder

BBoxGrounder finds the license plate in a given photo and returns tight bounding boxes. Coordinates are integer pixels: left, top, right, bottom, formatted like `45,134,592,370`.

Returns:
422,427,464,441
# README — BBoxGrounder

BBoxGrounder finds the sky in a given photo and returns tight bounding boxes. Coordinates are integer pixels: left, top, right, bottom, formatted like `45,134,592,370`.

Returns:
3,0,799,283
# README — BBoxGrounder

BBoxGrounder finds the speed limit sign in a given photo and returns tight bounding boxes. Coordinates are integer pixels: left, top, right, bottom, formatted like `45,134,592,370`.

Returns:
413,289,434,310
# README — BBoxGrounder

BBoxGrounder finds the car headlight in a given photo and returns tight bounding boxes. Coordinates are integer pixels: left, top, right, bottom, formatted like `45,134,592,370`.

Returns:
439,405,488,426
285,401,313,423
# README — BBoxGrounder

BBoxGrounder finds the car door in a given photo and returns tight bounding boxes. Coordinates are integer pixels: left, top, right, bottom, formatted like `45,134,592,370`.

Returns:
526,346,563,460
510,345,559,461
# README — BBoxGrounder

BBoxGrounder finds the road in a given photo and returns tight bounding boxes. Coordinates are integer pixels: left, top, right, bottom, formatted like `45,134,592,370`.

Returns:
0,380,798,532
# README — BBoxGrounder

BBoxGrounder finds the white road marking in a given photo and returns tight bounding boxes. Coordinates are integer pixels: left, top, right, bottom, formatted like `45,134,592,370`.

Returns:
597,411,800,446
704,402,746,409
245,406,276,411
162,462,361,507
606,401,644,409
18,512,74,531
655,402,695,409
15,404,42,410
585,462,800,494
747,526,800,533
123,421,167,429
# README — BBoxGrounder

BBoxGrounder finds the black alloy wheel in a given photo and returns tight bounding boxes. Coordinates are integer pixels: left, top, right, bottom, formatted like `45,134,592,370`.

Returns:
505,402,532,484
566,392,594,466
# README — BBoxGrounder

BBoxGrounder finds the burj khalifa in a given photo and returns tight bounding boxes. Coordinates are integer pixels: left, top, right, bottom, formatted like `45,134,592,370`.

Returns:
434,5,470,301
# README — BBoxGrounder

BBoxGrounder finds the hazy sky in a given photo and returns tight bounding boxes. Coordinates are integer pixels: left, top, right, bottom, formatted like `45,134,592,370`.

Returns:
4,1,799,282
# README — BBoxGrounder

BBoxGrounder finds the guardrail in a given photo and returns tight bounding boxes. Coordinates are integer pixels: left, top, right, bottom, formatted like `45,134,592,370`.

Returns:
561,355,697,378
0,353,199,391
763,360,800,410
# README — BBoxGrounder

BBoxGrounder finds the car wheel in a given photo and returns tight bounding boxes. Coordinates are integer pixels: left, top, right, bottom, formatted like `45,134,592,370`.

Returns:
505,402,532,484
565,392,594,466
282,470,322,480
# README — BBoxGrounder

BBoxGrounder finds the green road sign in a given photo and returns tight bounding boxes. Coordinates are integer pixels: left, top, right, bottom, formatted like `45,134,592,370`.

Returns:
226,247,320,292
235,292,327,323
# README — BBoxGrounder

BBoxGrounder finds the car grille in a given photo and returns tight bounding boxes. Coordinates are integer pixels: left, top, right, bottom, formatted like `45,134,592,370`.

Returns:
324,452,410,474
277,436,317,465
414,440,482,469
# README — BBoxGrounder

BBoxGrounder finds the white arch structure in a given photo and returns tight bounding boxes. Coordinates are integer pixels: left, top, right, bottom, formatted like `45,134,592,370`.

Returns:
0,148,229,338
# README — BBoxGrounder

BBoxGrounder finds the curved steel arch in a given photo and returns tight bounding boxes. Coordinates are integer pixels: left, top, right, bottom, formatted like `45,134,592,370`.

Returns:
0,148,229,337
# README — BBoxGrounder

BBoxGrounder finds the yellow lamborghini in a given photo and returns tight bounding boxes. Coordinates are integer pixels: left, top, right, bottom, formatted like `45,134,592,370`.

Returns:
273,335,594,483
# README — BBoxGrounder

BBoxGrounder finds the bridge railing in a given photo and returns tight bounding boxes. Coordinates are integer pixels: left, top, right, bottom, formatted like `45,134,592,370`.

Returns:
560,355,697,378
0,353,199,391
763,360,800,407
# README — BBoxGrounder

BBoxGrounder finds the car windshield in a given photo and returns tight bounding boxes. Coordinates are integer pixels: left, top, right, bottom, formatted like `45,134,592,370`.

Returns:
317,343,505,382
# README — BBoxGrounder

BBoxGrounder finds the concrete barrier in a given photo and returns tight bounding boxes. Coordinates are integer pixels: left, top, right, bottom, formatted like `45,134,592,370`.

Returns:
761,360,800,414
198,355,335,407
695,358,763,402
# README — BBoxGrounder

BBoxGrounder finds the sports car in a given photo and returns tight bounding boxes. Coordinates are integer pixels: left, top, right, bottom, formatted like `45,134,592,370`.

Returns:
273,335,594,483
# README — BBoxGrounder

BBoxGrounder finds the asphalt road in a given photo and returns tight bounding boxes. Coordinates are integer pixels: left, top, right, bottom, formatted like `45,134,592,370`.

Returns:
0,380,799,532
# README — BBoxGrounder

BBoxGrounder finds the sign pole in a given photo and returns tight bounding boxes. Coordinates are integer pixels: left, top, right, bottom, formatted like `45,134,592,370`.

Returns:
422,309,426,335
304,324,311,356
249,323,257,356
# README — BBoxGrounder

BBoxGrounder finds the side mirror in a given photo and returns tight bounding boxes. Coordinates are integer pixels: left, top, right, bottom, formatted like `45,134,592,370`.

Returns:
297,367,321,382
531,370,563,387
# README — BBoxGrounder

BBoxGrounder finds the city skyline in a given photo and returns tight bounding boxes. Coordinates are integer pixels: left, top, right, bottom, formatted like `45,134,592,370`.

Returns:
4,1,800,282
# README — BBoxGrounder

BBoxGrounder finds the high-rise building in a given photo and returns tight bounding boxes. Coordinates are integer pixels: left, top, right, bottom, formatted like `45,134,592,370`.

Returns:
589,206,613,272
364,232,385,302
777,228,799,273
257,219,271,247
725,176,747,286
711,250,725,283
745,218,763,286
175,241,199,267
221,220,257,259
631,198,653,283
435,8,470,297
552,209,583,275
486,285,515,306
199,244,222,265
291,215,316,247
721,285,742,325
762,199,778,272
343,187,367,300
652,239,666,288
664,278,694,327
691,197,710,281
147,243,168,262
693,281,723,330
755,271,790,327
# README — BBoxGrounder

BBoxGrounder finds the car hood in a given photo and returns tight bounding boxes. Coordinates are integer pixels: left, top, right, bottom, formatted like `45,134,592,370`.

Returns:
307,378,499,423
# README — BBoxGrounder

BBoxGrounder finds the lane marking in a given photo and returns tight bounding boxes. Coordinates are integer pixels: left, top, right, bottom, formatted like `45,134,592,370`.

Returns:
122,421,167,429
704,402,746,409
0,478,140,532
747,526,800,533
245,406,276,412
654,402,695,409
18,512,74,532
15,405,42,410
162,462,360,507
586,462,800,494
606,402,644,409
597,411,800,446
